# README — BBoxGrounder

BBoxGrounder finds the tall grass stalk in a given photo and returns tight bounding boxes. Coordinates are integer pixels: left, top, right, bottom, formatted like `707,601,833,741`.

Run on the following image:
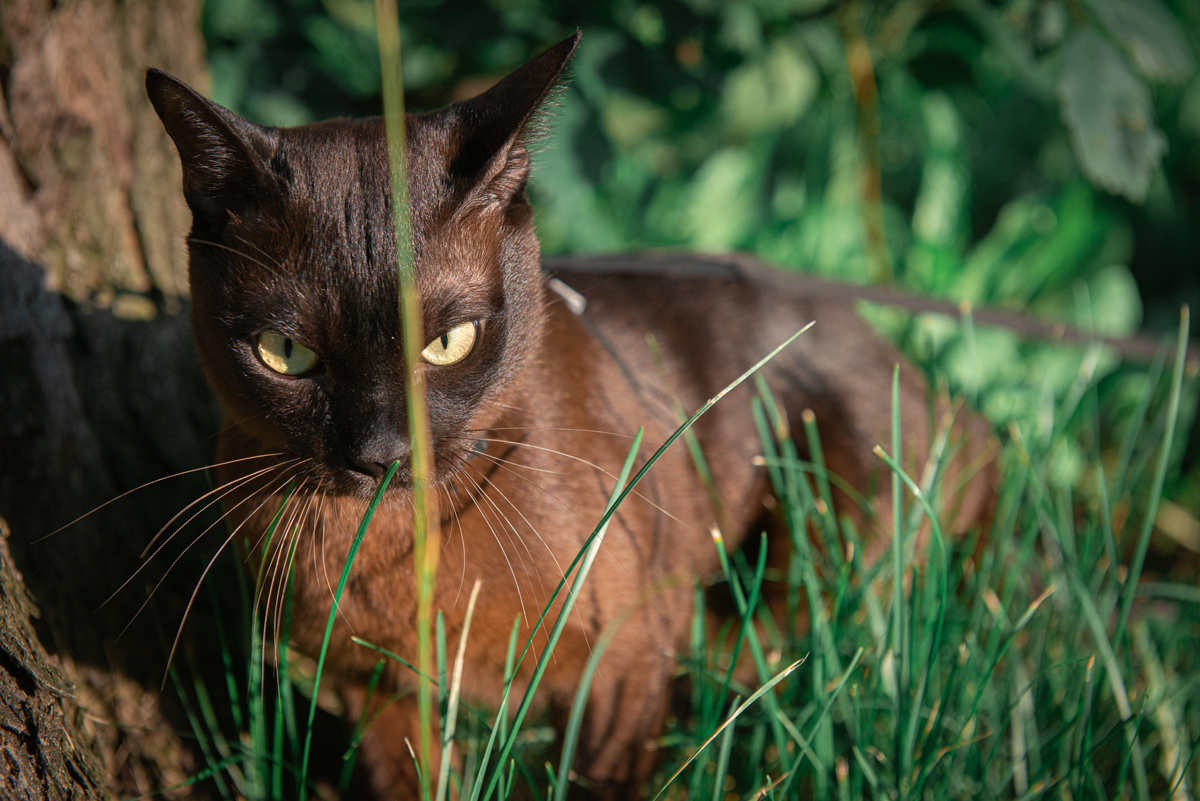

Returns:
436,579,482,801
889,364,906,796
1114,306,1190,648
375,0,441,789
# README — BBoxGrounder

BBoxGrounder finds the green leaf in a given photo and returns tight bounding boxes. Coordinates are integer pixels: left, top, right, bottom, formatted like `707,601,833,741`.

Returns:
1058,30,1167,203
203,0,279,41
721,39,819,136
1082,0,1195,84
302,15,381,98
1084,263,1143,338
682,147,761,250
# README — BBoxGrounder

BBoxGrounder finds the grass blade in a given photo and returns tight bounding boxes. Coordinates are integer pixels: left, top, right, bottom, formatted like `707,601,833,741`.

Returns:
297,461,399,799
711,696,740,801
436,579,483,801
1114,306,1190,649
651,659,804,801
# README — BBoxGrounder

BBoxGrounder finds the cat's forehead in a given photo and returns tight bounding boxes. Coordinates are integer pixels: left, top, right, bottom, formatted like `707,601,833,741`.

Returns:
272,114,458,236
218,116,500,326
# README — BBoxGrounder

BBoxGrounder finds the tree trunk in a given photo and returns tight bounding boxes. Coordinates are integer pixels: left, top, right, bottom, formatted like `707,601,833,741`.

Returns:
0,0,230,796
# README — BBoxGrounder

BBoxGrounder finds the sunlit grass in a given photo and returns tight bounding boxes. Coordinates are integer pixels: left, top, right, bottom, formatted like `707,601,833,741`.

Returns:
157,300,1198,801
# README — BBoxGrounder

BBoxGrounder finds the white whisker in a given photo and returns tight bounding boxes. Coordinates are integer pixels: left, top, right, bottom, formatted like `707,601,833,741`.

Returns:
473,437,692,531
458,469,531,627
161,464,312,684
39,452,285,544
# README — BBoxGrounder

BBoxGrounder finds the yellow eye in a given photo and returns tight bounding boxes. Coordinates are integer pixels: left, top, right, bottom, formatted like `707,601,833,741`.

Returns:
257,332,320,375
422,321,477,366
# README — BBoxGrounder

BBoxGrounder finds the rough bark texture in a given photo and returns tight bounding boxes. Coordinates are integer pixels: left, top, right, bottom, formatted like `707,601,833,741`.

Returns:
0,0,230,796
0,516,106,799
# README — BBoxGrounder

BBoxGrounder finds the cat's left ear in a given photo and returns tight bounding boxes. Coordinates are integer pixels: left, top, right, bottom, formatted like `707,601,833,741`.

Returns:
146,69,279,228
448,31,580,206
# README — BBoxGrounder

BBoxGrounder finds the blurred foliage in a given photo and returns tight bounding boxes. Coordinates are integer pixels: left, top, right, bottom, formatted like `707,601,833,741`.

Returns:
202,0,1200,504
204,0,1200,307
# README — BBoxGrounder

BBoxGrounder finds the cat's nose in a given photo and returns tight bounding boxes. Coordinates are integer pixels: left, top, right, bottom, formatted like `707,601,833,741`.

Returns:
345,454,388,479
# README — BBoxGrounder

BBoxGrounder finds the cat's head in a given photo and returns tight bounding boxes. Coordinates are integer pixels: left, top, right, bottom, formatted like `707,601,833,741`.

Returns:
147,33,579,495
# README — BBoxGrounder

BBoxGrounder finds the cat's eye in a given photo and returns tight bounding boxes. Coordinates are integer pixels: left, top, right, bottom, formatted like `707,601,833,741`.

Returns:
257,332,320,376
422,321,477,366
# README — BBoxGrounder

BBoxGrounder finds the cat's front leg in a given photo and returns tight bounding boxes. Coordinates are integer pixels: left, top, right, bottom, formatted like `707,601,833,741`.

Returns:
346,688,441,800
569,644,673,799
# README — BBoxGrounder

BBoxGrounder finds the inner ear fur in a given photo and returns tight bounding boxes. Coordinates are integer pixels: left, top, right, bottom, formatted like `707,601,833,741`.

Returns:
146,68,279,225
447,31,580,205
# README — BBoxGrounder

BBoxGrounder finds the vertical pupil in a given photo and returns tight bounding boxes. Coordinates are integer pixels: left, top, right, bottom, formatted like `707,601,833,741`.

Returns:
283,338,293,359
440,334,449,349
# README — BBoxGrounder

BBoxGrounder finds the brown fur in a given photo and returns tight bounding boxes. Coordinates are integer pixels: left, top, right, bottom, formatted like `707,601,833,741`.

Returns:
147,34,994,798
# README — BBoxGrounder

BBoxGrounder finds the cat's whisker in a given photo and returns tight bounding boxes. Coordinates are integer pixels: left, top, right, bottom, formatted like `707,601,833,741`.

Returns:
281,483,324,620
103,463,293,612
187,237,286,278
464,469,542,590
467,450,589,525
258,518,295,674
458,469,531,627
464,462,566,586
37,452,285,543
141,459,300,559
458,471,551,669
472,436,693,531
438,482,468,607
314,494,359,632
117,464,303,651
253,474,308,619
463,463,592,660
466,444,648,610
309,491,323,604
243,463,315,562
464,426,636,440
254,470,323,664
490,401,534,415
466,449,569,477
161,465,312,684
263,480,322,672
233,233,288,273
470,475,544,608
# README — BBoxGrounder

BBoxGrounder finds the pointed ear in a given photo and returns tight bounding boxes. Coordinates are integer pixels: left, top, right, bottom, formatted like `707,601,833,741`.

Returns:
448,31,580,205
145,69,279,227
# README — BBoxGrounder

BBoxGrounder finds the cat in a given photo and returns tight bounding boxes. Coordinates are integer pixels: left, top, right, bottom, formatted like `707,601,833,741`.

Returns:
147,32,993,798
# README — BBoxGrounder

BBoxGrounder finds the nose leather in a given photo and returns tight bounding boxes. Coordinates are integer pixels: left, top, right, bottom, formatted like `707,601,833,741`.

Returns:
345,454,387,478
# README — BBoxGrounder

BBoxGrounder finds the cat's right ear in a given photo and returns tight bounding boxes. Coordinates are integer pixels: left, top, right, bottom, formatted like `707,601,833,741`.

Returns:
447,32,580,207
146,69,278,226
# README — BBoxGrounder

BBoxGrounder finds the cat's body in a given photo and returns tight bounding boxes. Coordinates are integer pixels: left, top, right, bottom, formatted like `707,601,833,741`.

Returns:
148,34,993,798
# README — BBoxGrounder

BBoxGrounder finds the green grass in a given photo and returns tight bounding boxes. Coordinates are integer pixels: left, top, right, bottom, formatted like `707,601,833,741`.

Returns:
154,302,1199,801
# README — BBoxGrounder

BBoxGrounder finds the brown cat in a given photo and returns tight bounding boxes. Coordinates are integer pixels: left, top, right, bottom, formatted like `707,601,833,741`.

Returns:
147,33,993,798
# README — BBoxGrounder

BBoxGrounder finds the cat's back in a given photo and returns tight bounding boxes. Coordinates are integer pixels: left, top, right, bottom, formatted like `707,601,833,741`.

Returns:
540,253,996,548
541,253,909,407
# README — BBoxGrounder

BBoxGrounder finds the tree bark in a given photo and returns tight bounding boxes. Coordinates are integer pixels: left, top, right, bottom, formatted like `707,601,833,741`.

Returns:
0,515,105,799
0,0,230,796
